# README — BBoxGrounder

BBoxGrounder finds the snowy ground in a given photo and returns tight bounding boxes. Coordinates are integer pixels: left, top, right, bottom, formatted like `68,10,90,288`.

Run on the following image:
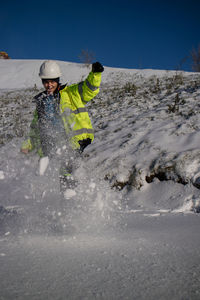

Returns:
1,215,200,300
0,60,200,299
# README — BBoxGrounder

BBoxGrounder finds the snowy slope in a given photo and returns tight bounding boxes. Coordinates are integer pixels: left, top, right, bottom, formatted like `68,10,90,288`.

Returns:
1,59,200,216
1,60,200,300
86,69,200,214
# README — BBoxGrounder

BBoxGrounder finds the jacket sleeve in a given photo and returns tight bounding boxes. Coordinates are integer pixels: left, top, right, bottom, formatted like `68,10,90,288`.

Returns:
76,71,102,103
21,110,41,153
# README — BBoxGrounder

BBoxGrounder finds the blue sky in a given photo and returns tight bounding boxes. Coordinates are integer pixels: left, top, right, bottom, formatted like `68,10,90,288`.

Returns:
1,0,200,71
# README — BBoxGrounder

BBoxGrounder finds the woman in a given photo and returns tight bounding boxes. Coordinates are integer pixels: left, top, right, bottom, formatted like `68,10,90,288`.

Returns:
21,60,104,157
21,60,104,189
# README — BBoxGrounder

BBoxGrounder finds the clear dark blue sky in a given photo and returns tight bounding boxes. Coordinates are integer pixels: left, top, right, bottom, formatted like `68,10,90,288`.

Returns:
1,0,200,71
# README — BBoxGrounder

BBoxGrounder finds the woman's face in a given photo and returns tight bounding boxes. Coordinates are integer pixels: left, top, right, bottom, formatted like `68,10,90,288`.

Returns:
43,79,58,94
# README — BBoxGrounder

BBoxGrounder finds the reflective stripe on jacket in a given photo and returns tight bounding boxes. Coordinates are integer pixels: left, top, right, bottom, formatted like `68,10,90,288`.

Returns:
21,71,101,154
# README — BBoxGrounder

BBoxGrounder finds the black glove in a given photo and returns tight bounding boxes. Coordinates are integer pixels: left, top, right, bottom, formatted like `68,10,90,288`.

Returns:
78,138,92,153
92,62,104,73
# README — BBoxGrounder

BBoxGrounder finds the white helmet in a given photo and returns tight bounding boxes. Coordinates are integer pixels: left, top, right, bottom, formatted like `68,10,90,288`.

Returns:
39,60,62,79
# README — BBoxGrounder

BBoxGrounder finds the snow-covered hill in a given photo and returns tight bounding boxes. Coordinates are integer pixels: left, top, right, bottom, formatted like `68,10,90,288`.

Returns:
1,59,200,215
1,60,200,299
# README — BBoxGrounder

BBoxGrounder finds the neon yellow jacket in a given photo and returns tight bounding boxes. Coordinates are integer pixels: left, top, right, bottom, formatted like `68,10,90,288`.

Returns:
21,71,102,156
